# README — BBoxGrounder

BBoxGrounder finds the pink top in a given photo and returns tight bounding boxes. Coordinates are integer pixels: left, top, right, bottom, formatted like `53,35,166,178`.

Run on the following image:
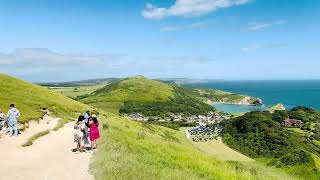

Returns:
89,122,100,141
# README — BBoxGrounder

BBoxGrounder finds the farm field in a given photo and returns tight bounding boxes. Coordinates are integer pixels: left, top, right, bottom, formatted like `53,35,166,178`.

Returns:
49,83,107,99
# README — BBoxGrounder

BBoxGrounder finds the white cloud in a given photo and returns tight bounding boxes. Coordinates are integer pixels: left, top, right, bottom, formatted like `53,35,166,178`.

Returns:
142,0,251,19
0,48,130,76
247,20,286,31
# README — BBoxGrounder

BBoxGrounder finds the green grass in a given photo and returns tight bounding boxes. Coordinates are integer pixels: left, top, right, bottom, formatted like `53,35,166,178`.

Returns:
49,83,107,99
288,128,310,134
87,102,124,114
82,76,174,104
0,74,89,125
21,130,50,147
91,113,295,180
189,137,253,162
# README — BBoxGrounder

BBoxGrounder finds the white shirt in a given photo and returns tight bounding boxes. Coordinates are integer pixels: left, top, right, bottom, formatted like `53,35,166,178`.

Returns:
0,112,4,119
7,108,20,121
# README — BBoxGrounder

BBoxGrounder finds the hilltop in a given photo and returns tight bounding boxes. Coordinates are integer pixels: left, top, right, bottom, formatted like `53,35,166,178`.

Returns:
267,103,286,113
80,76,260,115
0,74,87,125
83,76,174,103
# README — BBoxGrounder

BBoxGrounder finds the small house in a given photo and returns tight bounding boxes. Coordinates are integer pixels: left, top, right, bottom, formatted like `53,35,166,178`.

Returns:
283,118,304,127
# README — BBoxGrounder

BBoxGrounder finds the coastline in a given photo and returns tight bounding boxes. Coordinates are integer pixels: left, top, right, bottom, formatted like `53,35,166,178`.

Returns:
210,101,266,114
206,99,264,107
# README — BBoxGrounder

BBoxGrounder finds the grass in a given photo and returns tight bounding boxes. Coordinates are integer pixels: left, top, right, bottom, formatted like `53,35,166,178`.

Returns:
288,128,310,134
82,76,174,104
87,102,124,114
0,74,89,126
21,130,50,147
49,83,107,99
91,113,295,180
189,137,253,162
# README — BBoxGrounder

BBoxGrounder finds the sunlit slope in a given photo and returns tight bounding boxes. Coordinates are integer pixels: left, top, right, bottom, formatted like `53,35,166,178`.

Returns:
82,76,174,103
92,113,294,180
0,74,87,123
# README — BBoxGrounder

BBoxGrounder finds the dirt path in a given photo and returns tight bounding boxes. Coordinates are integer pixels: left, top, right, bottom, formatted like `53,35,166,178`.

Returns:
0,115,93,180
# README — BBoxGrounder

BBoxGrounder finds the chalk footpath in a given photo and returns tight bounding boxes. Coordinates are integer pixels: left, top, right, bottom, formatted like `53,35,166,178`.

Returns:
0,115,93,180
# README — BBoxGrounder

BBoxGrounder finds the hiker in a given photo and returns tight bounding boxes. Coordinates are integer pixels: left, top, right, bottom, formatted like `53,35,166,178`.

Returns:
0,109,6,130
74,116,86,153
89,117,100,150
83,111,90,126
7,104,20,136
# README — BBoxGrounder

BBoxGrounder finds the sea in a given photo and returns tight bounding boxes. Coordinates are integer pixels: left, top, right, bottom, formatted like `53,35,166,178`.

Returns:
184,80,320,113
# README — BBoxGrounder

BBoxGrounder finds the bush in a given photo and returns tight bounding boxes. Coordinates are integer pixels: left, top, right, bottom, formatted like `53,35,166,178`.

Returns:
279,150,310,166
221,110,320,167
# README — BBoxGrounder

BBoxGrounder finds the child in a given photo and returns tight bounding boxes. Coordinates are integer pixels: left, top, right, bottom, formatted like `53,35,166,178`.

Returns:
74,116,86,153
89,117,100,150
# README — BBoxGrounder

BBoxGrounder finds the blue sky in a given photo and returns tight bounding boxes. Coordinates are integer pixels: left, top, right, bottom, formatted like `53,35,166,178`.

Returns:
0,0,319,82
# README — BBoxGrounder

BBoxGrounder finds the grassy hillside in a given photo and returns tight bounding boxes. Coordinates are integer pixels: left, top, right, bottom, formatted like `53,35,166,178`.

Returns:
80,76,261,116
1,74,302,179
82,76,174,104
0,74,88,125
221,110,320,179
48,83,107,99
92,113,294,180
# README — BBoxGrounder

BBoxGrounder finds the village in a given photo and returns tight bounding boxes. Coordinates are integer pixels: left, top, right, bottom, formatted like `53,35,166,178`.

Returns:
127,111,231,124
127,111,230,143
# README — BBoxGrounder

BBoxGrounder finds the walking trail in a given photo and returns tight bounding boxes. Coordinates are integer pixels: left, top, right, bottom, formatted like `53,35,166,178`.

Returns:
0,115,93,180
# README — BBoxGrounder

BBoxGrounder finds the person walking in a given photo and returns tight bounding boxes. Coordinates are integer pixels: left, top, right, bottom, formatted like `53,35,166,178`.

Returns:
74,116,86,153
89,117,100,150
7,104,20,137
0,109,6,130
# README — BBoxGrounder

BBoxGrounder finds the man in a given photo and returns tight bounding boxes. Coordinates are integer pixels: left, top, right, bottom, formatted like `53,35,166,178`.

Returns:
0,109,6,130
83,111,90,124
82,111,91,146
7,104,20,136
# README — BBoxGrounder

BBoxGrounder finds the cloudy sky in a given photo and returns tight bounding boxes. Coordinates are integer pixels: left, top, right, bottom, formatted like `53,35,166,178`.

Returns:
0,0,319,82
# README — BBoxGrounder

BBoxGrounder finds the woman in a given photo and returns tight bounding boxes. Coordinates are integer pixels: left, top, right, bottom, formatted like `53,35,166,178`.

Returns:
74,116,86,153
89,117,100,150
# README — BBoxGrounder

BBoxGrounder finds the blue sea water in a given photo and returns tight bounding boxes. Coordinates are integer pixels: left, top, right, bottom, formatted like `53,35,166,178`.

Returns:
185,80,320,113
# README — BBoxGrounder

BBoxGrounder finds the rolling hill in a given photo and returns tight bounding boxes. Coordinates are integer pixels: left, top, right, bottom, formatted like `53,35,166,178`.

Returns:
80,76,260,115
82,75,174,103
92,113,294,180
0,74,301,179
221,110,320,179
0,74,88,126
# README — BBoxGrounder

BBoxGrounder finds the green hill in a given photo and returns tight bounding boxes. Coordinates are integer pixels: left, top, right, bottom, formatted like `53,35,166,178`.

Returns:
92,113,294,180
0,74,87,126
82,76,174,103
81,76,260,116
221,110,320,179
0,74,299,179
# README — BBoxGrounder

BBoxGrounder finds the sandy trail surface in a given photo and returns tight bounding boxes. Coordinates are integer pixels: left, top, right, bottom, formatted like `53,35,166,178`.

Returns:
0,115,93,180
